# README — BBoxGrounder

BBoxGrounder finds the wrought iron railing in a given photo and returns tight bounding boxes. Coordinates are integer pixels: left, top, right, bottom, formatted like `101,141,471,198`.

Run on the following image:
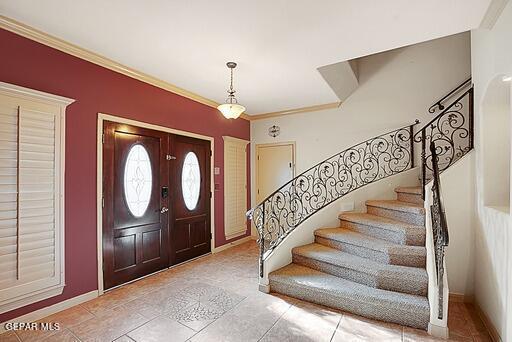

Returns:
429,141,449,319
247,123,418,277
247,78,474,279
415,79,474,197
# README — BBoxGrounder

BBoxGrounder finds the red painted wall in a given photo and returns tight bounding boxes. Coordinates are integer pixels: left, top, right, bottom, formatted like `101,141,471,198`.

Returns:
0,28,251,321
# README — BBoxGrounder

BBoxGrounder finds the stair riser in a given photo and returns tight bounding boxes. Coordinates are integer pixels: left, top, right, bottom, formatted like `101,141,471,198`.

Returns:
367,206,425,226
339,220,425,246
397,192,423,205
315,236,426,267
292,254,427,296
269,280,429,330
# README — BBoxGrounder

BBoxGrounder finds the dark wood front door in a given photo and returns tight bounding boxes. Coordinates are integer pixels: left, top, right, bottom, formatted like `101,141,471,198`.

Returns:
103,122,212,289
103,122,170,289
170,135,211,265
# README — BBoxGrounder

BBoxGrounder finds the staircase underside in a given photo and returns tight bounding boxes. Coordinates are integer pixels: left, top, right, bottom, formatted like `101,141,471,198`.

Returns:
268,186,430,330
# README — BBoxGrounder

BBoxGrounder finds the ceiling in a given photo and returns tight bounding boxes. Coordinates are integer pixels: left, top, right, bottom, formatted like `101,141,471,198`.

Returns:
0,1,491,115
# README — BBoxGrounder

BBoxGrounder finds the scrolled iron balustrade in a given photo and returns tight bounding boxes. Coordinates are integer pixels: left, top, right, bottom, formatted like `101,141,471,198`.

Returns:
248,123,418,277
247,78,474,280
416,83,474,197
429,141,449,320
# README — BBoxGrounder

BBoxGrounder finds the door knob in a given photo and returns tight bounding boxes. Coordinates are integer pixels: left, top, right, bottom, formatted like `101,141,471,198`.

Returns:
160,207,169,213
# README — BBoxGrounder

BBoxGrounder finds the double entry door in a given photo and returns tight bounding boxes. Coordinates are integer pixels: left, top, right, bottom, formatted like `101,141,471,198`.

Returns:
102,121,211,290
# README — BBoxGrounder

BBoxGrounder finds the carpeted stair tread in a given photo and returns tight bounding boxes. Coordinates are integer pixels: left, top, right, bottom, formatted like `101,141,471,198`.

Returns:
365,200,425,214
269,264,429,329
339,212,425,236
315,227,426,258
293,243,427,279
395,186,422,195
292,243,428,295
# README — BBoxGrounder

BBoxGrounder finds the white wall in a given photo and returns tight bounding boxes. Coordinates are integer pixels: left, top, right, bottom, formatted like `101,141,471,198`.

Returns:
471,3,512,340
441,153,476,296
250,33,473,288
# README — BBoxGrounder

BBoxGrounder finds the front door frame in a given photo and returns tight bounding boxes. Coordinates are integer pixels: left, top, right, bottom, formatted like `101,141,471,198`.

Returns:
96,112,215,295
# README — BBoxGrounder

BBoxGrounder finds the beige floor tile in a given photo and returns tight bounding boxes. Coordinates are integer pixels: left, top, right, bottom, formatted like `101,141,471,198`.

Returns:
42,305,94,329
404,327,443,342
0,331,21,342
332,313,403,342
80,286,139,316
260,300,341,342
190,292,293,342
69,307,148,342
114,336,136,342
472,332,493,342
164,283,244,332
13,326,60,342
127,316,195,342
42,329,81,342
448,315,472,338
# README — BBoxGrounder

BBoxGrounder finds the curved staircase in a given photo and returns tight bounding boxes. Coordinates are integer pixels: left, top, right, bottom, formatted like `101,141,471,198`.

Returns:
268,186,430,330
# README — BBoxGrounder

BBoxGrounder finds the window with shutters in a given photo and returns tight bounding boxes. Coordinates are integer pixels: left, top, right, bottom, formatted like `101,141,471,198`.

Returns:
0,82,73,313
223,136,249,240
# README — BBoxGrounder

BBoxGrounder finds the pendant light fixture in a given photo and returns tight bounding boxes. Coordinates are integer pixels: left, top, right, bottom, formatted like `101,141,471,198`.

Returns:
217,62,246,119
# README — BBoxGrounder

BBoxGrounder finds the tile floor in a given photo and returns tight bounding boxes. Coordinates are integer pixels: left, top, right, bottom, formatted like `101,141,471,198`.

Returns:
1,241,492,342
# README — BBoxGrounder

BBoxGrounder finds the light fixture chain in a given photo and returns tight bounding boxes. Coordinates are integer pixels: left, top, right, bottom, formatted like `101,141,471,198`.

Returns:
230,67,234,92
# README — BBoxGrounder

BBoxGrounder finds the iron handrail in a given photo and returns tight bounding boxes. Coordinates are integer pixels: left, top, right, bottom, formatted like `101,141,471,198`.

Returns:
428,78,472,114
429,140,449,319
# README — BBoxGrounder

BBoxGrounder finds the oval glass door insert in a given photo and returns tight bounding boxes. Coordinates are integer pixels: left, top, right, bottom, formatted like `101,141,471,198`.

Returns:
182,151,201,210
124,144,152,217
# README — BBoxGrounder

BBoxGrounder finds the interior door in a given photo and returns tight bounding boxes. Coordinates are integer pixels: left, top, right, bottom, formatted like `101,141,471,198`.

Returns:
103,121,169,289
257,144,294,202
170,135,211,265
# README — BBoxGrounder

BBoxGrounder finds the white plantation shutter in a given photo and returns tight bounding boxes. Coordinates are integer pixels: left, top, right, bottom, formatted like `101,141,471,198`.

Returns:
223,136,249,239
0,82,73,313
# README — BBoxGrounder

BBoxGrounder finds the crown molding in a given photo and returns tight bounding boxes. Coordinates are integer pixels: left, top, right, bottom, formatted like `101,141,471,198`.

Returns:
479,0,508,29
246,101,342,121
0,15,221,108
0,15,341,123
0,80,75,106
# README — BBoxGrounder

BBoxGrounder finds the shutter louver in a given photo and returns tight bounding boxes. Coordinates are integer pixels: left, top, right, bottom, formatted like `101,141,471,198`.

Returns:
223,137,248,239
0,83,72,313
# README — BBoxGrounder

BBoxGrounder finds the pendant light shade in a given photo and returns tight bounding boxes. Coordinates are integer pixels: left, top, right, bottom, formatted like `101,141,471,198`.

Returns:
217,103,246,119
218,62,245,119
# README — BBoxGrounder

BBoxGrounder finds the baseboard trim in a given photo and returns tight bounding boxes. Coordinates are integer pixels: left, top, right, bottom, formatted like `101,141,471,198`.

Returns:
0,290,98,334
448,293,501,342
474,301,502,342
449,293,474,303
258,283,270,294
212,235,254,253
428,322,449,339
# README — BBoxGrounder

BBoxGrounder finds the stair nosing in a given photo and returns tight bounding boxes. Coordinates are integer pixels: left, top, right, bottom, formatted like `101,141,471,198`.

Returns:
394,186,422,195
314,228,426,256
339,212,425,233
365,200,425,214
292,243,428,280
269,264,429,309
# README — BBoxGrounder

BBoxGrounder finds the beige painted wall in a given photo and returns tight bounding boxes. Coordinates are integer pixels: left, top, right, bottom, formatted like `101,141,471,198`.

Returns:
471,3,512,340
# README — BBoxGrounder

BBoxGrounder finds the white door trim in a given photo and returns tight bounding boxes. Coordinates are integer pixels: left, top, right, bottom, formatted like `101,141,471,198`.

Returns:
96,113,216,295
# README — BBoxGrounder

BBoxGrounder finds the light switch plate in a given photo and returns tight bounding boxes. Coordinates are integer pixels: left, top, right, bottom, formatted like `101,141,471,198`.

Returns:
214,167,220,175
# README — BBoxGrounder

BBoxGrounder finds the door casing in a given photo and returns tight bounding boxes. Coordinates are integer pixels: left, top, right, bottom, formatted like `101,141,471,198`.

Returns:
97,113,215,295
